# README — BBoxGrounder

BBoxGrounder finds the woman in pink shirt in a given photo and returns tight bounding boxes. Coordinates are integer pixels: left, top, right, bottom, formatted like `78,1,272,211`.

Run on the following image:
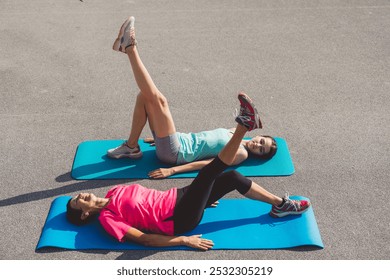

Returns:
67,89,310,250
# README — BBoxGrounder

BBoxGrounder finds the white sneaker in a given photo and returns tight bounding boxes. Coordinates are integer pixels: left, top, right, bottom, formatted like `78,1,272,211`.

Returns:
113,16,137,53
107,141,143,159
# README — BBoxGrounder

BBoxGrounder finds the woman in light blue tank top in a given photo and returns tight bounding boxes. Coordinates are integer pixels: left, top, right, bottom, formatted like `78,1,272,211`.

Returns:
106,20,277,178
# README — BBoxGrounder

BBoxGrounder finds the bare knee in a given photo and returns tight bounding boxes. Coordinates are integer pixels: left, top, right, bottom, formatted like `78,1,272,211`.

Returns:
156,93,168,107
140,90,169,108
136,92,146,104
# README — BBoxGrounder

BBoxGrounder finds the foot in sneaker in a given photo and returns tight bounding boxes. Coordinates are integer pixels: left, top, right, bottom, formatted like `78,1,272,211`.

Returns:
107,141,143,159
235,92,263,131
269,193,311,218
113,16,137,53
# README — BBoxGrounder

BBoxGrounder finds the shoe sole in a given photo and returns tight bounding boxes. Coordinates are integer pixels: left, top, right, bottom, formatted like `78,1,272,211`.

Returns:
269,207,310,218
107,151,143,159
113,16,135,52
238,92,263,129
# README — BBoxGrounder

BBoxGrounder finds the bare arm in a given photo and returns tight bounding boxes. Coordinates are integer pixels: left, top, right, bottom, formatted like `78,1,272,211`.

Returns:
125,227,214,251
148,159,213,178
172,159,214,174
148,148,248,179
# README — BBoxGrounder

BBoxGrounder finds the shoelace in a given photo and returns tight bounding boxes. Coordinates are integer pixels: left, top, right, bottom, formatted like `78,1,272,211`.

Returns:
283,192,302,211
240,105,254,116
122,28,137,50
233,107,254,118
129,28,137,46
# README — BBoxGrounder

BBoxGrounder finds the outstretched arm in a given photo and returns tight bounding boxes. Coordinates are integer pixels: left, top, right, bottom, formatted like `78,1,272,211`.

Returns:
148,159,213,178
125,227,214,251
148,148,248,179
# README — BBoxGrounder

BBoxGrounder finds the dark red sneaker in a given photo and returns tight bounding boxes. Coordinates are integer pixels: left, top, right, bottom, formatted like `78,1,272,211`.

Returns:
269,193,311,218
235,92,263,131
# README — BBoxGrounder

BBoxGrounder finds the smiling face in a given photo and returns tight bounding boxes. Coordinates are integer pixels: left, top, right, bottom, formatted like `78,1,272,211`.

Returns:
245,136,276,158
69,193,98,212
66,193,101,225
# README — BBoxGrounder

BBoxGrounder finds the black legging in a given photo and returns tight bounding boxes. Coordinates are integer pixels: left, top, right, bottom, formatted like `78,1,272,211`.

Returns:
173,157,252,234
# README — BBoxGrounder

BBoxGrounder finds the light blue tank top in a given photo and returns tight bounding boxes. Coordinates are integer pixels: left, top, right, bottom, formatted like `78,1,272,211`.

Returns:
176,128,232,164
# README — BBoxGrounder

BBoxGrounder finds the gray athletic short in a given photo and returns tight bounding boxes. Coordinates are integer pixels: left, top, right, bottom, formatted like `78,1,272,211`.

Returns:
152,131,180,165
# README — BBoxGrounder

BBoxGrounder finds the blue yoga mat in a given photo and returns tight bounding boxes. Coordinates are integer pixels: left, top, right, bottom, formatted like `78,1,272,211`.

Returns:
36,196,323,250
71,137,295,179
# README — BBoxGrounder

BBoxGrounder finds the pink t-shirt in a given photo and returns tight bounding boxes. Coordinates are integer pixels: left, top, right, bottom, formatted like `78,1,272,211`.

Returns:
98,184,177,242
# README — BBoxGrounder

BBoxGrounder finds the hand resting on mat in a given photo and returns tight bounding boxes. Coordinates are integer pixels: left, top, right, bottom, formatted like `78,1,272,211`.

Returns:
125,227,214,251
148,167,175,179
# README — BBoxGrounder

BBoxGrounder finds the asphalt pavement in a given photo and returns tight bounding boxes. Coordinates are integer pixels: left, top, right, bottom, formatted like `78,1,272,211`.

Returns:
0,0,389,260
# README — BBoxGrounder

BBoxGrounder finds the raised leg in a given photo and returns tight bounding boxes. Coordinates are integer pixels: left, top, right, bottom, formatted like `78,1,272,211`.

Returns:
218,124,248,165
108,17,178,159
174,104,259,233
125,45,176,138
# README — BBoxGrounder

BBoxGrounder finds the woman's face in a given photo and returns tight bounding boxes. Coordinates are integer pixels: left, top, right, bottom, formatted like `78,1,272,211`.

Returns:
69,193,98,212
245,136,273,156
